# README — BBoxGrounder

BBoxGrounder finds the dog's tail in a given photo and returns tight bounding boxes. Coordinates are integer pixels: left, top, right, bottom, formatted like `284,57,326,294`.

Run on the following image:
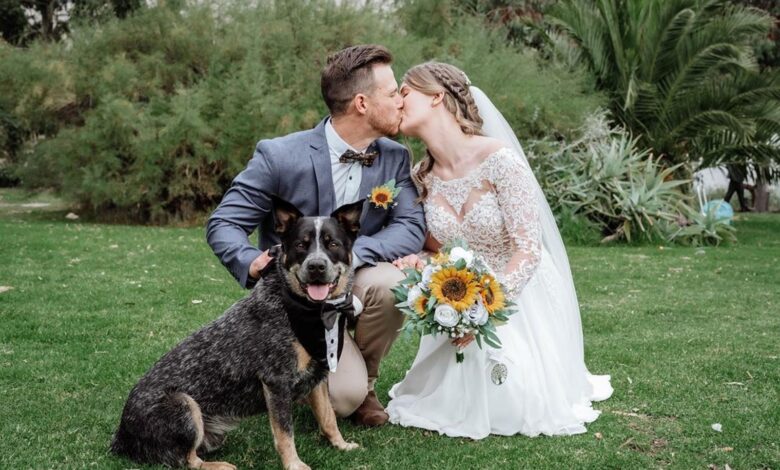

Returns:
108,424,132,458
109,420,150,464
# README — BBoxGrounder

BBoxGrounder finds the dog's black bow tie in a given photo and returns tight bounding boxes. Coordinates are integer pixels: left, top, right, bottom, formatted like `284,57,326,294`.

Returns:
321,295,355,330
339,149,379,167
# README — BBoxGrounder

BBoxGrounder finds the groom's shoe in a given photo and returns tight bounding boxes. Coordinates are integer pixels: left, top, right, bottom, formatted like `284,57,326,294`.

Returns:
350,391,389,426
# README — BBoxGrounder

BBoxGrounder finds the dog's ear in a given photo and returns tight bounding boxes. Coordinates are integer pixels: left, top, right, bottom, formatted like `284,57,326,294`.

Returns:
272,196,303,235
330,200,364,238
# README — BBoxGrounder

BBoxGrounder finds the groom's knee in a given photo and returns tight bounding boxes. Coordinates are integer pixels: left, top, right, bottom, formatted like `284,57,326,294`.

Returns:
351,263,406,383
354,262,405,310
330,381,368,418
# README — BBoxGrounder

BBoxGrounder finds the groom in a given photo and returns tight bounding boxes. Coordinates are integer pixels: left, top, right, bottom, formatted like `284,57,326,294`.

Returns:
206,44,425,426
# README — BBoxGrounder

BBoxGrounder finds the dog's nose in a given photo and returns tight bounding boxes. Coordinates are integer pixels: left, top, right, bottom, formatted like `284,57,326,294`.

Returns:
307,259,327,276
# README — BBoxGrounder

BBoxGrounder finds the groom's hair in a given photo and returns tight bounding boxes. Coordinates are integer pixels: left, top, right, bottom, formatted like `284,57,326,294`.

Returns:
321,44,393,116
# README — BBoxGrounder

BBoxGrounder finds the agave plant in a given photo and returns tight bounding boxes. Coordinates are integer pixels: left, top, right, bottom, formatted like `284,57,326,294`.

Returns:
548,0,780,171
532,111,694,243
609,157,690,242
671,203,738,246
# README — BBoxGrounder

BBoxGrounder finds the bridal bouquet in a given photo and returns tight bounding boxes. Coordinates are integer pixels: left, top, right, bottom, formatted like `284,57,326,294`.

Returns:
392,240,515,363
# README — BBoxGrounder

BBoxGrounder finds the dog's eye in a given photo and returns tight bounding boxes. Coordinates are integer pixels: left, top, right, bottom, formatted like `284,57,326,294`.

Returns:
328,241,340,249
295,242,305,250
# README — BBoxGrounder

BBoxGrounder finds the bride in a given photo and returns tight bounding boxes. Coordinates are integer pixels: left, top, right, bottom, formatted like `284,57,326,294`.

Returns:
386,62,613,440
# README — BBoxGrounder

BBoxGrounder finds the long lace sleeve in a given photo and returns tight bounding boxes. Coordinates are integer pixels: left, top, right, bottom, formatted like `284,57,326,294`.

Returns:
490,149,542,297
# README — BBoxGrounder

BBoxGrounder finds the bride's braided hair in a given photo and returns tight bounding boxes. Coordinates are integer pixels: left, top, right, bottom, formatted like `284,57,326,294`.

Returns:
403,62,483,201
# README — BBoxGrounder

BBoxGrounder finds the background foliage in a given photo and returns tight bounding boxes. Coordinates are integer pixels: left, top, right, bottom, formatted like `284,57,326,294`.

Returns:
0,0,603,223
532,112,692,244
1,0,778,241
547,0,780,174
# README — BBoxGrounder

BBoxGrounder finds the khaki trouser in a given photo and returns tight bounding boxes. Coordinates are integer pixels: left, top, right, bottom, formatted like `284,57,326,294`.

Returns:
327,262,405,417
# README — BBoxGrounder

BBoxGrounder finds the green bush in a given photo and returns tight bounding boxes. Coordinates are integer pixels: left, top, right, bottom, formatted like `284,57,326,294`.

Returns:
4,0,604,223
0,41,74,166
554,205,603,245
12,2,379,222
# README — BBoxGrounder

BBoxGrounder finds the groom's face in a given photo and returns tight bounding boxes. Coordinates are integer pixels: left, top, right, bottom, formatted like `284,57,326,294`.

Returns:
365,63,403,137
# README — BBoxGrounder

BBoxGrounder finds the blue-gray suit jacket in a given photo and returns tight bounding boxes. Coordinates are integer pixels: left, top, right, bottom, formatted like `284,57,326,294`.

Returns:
206,118,427,288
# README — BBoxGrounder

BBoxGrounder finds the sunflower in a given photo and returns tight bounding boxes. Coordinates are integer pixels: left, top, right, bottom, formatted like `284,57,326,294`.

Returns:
429,267,479,312
479,274,506,314
369,186,394,209
413,295,429,317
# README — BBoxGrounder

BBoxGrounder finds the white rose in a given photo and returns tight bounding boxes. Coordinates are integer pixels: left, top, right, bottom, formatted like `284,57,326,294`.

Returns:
420,264,441,286
406,285,423,308
449,247,474,267
433,304,460,328
465,299,489,326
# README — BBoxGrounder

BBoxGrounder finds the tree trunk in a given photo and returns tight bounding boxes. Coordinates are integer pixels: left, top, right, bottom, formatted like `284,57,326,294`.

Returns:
753,182,770,212
40,0,55,41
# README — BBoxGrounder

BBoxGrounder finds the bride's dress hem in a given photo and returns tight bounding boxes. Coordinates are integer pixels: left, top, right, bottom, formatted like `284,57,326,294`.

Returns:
386,373,613,441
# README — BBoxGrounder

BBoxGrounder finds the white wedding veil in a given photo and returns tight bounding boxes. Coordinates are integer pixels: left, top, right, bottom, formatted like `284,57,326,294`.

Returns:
470,86,589,379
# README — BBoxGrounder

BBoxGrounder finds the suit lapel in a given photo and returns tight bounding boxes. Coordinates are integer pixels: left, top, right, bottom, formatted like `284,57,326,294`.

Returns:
310,119,335,216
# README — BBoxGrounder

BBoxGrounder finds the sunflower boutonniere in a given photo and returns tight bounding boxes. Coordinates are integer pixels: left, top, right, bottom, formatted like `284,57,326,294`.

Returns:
367,179,401,210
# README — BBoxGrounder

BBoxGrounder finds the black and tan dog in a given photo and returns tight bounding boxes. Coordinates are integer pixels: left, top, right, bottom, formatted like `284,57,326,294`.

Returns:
110,198,364,470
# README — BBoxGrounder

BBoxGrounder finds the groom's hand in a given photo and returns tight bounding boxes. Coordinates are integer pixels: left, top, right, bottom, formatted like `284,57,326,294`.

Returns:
249,249,274,280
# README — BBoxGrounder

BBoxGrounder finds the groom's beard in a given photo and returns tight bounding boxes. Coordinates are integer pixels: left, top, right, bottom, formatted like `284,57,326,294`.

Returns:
368,110,401,138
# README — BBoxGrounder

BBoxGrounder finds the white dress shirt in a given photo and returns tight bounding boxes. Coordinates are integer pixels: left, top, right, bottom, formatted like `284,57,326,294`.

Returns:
324,119,368,273
325,118,363,208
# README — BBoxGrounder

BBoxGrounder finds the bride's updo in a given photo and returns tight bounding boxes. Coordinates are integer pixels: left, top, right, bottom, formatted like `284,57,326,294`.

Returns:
403,62,483,200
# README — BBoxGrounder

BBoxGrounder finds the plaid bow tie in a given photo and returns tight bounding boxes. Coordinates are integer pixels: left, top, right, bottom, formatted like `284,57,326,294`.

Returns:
339,149,379,167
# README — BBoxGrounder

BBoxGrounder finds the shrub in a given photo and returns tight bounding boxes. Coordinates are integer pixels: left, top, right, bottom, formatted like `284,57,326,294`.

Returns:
671,203,738,247
530,111,694,243
12,2,378,222
554,205,603,245
0,41,74,167
5,0,604,223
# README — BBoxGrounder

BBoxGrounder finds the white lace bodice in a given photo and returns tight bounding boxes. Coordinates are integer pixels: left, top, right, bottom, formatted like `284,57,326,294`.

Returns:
422,147,542,296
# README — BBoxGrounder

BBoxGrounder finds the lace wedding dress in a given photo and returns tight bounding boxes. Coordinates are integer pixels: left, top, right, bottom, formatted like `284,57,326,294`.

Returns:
386,147,613,440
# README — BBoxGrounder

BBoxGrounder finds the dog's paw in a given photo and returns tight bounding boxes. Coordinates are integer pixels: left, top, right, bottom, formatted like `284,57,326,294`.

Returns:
285,460,311,470
335,440,359,451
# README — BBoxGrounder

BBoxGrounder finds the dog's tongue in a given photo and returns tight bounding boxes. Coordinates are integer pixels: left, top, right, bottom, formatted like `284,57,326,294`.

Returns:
307,284,330,301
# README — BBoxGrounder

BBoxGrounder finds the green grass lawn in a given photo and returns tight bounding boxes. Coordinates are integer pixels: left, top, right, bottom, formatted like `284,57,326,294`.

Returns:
0,189,778,469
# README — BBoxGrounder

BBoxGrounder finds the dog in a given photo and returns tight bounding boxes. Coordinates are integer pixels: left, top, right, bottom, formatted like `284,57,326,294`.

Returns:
110,197,364,470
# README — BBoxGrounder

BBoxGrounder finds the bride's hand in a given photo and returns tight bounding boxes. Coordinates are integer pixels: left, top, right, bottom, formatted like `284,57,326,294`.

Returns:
392,254,425,271
452,333,475,349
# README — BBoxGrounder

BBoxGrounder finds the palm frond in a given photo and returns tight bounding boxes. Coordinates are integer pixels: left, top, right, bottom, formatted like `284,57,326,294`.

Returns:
645,6,695,82
548,0,779,173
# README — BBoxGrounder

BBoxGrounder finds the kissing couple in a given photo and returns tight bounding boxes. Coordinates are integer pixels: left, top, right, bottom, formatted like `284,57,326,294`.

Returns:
207,44,613,440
